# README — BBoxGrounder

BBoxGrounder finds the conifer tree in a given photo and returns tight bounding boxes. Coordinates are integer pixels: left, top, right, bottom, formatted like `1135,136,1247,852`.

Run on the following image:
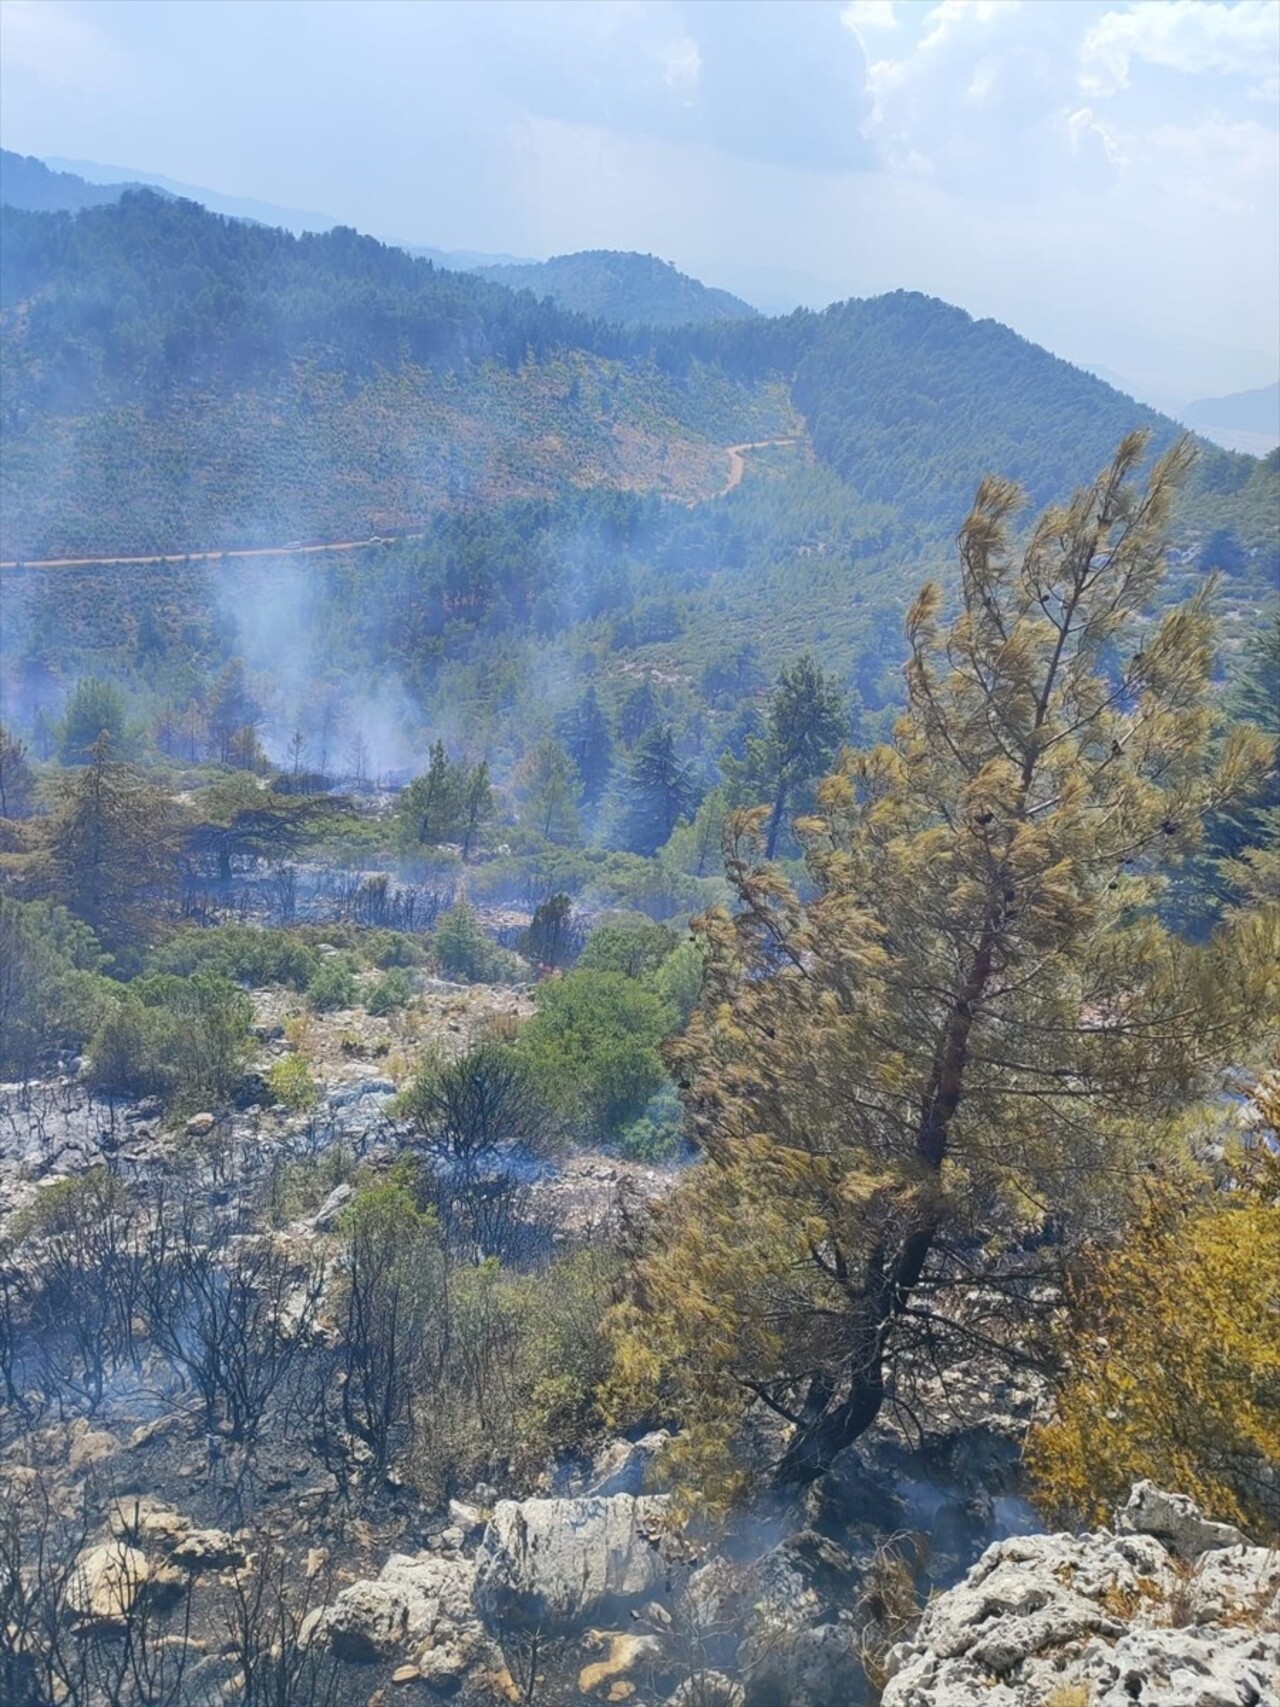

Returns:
608,435,1279,1490
41,734,178,965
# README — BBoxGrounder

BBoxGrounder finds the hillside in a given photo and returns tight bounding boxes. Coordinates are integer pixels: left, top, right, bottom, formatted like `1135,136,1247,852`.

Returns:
474,249,759,327
1,192,1275,596
0,149,134,214
1183,379,1280,456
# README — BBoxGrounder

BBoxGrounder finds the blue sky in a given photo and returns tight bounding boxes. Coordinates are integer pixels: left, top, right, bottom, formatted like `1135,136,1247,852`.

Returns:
1,0,1277,402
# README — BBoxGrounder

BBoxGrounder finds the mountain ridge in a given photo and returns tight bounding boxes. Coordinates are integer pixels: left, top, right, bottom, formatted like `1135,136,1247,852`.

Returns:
473,250,760,328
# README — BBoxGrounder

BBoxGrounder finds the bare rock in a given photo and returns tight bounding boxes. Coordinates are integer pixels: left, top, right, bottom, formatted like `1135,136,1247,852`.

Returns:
313,1553,482,1666
881,1486,1280,1707
586,1431,671,1497
474,1494,675,1633
578,1631,661,1694
172,1528,245,1571
1116,1479,1248,1557
185,1112,216,1137
68,1542,149,1622
664,1676,745,1707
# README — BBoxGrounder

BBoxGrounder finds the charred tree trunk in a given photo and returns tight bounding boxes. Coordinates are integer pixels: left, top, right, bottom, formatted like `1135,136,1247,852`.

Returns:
775,925,996,1485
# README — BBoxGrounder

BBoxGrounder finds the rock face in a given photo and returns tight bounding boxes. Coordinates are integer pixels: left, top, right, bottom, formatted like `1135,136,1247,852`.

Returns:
68,1542,149,1621
312,1552,484,1671
473,1493,674,1631
882,1487,1280,1707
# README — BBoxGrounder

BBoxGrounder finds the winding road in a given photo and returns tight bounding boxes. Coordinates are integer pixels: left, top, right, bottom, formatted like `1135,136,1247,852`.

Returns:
0,438,804,571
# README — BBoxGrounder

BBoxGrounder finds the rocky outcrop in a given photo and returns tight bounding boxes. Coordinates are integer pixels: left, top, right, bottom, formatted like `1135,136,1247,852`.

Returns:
68,1541,150,1621
309,1552,486,1674
882,1486,1280,1707
473,1493,675,1631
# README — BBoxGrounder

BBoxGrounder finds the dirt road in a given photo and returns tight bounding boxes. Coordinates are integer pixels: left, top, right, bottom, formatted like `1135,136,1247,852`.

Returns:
719,436,800,496
0,535,416,572
1,438,803,569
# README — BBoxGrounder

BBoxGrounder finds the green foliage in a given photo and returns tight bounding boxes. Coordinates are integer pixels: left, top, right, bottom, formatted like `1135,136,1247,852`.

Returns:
58,677,127,762
395,1042,541,1164
151,924,321,989
265,1053,318,1112
365,966,414,1015
86,970,252,1109
727,653,848,857
608,435,1280,1494
616,1085,686,1161
612,723,700,855
0,723,37,819
516,968,674,1142
578,915,676,979
306,957,358,1012
396,743,495,858
476,250,758,328
0,896,109,1078
431,902,522,984
39,734,177,966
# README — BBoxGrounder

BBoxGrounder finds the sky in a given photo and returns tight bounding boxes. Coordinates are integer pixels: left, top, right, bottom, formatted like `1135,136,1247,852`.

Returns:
1,0,1277,404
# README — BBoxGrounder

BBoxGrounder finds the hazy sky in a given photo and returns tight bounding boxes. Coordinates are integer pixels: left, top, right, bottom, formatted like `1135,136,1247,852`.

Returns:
2,0,1277,402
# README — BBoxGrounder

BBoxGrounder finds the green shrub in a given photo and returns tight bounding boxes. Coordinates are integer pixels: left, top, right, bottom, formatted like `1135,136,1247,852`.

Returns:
365,967,414,1015
266,1054,319,1111
516,969,673,1142
616,1084,686,1161
578,915,676,979
307,957,358,1011
0,897,111,1079
431,903,523,985
86,971,252,1110
151,925,320,990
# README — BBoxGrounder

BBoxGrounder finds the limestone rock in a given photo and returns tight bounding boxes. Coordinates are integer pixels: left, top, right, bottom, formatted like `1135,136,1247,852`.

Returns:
1116,1479,1248,1557
314,1552,481,1665
68,1421,123,1470
474,1494,674,1632
664,1676,745,1707
578,1631,661,1695
881,1486,1280,1707
68,1542,149,1621
171,1528,245,1571
586,1431,671,1497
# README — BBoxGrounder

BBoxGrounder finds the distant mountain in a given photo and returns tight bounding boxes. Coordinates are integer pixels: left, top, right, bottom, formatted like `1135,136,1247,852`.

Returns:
474,250,759,327
44,154,337,234
405,244,537,272
0,191,1273,582
1182,381,1280,456
0,150,133,214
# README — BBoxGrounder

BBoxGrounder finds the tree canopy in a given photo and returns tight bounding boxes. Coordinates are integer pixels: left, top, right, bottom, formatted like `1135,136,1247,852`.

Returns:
608,433,1280,1492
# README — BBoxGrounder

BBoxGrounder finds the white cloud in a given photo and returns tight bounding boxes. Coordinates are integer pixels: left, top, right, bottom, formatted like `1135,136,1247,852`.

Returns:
662,33,702,101
1082,1,1280,100
842,0,898,32
0,0,133,93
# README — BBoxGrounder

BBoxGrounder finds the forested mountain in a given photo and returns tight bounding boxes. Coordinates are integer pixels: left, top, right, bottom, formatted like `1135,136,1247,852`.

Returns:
1184,379,1280,437
1,188,1275,591
474,249,759,327
0,149,134,214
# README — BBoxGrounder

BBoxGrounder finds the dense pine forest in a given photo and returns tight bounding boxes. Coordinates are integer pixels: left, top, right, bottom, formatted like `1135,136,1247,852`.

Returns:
1,169,1277,1707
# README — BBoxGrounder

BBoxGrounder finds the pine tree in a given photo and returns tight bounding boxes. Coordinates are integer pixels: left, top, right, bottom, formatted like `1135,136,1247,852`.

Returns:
608,435,1279,1491
41,735,178,965
616,724,698,856
557,686,613,807
731,655,849,858
0,724,36,819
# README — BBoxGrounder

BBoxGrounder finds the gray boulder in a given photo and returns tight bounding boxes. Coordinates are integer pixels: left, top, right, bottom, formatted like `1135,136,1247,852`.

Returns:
473,1493,674,1631
310,1552,482,1665
881,1486,1279,1707
1116,1478,1248,1556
